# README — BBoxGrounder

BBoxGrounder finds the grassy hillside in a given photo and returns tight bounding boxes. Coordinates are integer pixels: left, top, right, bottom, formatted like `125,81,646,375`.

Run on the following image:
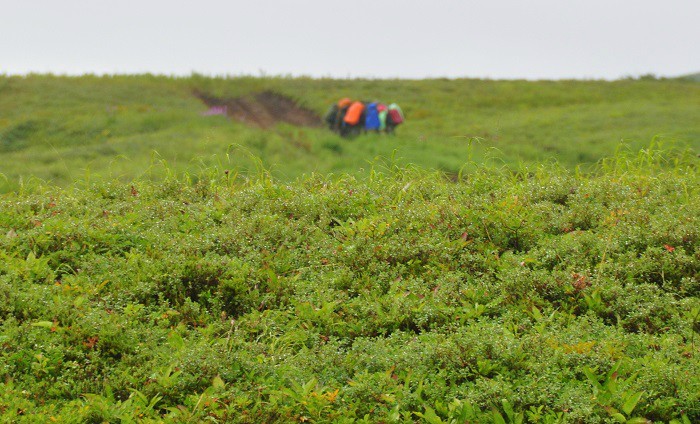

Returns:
1,75,699,422
1,74,699,192
0,151,698,422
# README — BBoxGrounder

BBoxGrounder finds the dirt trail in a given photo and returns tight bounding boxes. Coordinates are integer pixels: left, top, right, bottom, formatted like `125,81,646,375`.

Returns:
195,91,321,129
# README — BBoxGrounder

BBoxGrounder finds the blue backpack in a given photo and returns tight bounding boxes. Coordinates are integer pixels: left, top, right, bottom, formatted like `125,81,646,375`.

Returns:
364,102,381,130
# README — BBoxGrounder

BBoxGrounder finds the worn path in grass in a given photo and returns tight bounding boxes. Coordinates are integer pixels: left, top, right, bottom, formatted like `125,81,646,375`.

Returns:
194,90,322,129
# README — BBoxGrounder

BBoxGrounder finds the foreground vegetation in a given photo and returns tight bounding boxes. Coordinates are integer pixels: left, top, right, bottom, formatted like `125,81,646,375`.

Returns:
1,74,699,192
1,147,698,422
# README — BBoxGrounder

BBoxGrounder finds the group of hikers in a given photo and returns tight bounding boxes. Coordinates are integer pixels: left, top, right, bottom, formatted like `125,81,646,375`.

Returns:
324,98,404,137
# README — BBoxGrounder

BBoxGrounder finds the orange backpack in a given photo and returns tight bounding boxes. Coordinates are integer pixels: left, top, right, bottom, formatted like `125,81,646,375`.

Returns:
337,98,352,109
343,101,365,125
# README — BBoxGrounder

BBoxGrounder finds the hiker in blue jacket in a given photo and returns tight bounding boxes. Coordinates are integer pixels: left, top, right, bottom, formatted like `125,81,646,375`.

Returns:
364,102,381,133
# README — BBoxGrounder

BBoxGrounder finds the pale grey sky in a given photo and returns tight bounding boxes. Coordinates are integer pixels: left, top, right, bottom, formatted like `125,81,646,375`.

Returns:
1,0,698,80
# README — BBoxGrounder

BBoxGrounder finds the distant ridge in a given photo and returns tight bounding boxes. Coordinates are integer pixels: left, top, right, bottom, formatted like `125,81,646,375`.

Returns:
679,72,700,81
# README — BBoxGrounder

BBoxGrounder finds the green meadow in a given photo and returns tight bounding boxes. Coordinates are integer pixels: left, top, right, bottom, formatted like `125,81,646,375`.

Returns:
1,74,699,191
0,75,699,422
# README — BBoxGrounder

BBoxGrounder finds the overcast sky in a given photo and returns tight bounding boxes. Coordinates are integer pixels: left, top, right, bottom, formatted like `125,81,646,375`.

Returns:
2,0,698,80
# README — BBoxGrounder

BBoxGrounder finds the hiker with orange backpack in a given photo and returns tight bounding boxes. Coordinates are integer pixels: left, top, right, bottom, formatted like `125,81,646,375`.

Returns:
342,100,366,137
330,98,353,134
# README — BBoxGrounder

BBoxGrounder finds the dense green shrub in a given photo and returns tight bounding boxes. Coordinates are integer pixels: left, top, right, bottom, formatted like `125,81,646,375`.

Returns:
0,154,698,422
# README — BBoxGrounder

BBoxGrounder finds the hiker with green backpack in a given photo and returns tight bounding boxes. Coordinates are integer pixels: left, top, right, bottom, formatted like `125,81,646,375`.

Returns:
385,103,404,135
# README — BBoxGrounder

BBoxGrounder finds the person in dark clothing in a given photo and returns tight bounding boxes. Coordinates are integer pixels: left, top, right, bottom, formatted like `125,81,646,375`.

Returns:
385,114,397,135
324,104,338,130
334,98,352,134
